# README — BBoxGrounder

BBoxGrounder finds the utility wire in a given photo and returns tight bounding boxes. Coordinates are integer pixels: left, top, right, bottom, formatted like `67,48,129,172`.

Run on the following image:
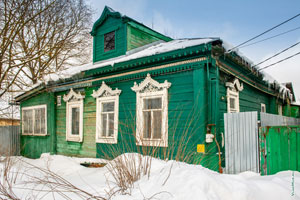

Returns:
253,41,300,67
258,51,300,71
227,13,300,52
239,26,300,48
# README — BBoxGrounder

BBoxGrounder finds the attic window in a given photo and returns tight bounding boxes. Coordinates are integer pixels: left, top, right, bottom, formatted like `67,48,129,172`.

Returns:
104,31,115,52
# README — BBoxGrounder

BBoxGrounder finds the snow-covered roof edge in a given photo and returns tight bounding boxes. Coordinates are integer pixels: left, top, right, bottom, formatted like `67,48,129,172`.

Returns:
222,42,293,101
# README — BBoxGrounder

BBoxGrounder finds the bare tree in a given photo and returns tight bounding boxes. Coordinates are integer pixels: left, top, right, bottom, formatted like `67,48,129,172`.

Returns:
0,0,92,117
16,0,92,87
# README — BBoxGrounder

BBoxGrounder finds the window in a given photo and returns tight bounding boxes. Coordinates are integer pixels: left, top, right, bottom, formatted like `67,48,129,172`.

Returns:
278,104,283,115
226,78,243,113
22,105,47,135
104,31,115,52
92,81,121,144
142,98,162,140
63,89,85,142
227,90,239,113
261,103,266,113
132,74,171,147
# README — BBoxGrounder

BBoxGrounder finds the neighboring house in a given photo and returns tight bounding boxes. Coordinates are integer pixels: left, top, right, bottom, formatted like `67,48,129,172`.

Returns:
0,118,20,126
14,6,296,171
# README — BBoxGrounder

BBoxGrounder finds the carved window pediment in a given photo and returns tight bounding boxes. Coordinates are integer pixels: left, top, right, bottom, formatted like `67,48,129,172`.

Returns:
131,73,171,93
92,81,121,98
226,78,243,92
63,88,85,102
226,78,242,113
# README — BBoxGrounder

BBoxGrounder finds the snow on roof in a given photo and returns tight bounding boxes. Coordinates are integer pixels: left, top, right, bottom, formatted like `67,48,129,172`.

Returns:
43,38,218,83
223,42,293,101
22,37,293,101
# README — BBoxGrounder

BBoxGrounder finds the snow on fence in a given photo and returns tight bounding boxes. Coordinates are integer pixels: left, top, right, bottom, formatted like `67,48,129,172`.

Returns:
0,126,20,156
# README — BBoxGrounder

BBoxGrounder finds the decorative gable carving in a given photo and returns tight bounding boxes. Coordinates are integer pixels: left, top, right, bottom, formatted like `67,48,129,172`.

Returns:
226,78,243,92
92,81,121,98
63,88,85,102
131,73,171,93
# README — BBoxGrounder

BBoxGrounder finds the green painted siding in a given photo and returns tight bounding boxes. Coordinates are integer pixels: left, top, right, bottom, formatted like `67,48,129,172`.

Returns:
94,69,208,164
20,92,56,158
127,24,163,51
55,90,96,157
93,17,127,63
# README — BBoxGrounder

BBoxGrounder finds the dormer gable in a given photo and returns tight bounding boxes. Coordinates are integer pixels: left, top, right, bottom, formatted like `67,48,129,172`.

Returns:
91,6,172,63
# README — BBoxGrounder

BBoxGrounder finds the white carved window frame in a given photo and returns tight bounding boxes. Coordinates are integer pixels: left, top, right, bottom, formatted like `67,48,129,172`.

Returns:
21,104,47,136
131,74,171,147
261,103,266,113
92,81,121,144
63,89,85,142
226,78,243,113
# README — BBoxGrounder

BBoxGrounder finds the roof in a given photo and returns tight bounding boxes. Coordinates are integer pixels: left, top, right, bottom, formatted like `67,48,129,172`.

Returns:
15,36,294,102
14,6,293,103
43,38,218,83
90,6,172,42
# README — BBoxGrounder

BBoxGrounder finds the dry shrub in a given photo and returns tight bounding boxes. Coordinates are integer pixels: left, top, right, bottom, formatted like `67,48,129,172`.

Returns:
105,153,152,194
99,96,219,195
0,156,19,200
0,155,107,200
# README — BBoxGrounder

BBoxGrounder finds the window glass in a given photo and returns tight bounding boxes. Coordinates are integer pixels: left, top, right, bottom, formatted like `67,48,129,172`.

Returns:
34,108,45,135
143,98,162,109
22,106,46,135
71,107,80,135
101,113,107,137
23,110,33,134
142,97,163,139
108,113,114,137
153,111,162,139
103,102,115,112
143,111,151,139
278,105,283,115
100,101,116,138
229,98,236,109
104,31,115,52
261,104,266,113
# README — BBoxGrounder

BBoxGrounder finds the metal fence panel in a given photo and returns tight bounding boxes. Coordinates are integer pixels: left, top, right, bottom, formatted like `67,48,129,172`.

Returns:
0,126,20,156
224,111,259,174
260,112,300,127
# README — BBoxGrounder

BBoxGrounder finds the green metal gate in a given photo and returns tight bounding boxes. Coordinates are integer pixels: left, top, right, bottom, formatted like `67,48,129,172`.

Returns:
259,126,300,175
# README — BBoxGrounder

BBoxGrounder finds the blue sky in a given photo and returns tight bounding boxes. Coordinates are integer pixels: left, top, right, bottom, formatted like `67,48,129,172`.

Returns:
88,0,300,100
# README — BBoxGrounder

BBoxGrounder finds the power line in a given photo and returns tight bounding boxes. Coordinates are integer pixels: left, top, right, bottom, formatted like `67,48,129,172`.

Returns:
239,26,300,49
227,13,300,52
258,51,300,71
253,41,300,67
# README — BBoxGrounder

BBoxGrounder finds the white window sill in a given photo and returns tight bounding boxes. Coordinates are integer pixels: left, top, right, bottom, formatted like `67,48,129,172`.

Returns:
96,137,117,144
22,133,47,136
136,139,168,147
66,136,82,142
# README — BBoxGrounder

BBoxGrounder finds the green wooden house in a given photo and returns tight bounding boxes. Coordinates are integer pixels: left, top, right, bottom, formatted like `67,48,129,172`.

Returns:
15,6,295,171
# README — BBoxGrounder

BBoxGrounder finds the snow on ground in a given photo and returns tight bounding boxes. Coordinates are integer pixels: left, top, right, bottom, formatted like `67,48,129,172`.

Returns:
1,153,299,200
